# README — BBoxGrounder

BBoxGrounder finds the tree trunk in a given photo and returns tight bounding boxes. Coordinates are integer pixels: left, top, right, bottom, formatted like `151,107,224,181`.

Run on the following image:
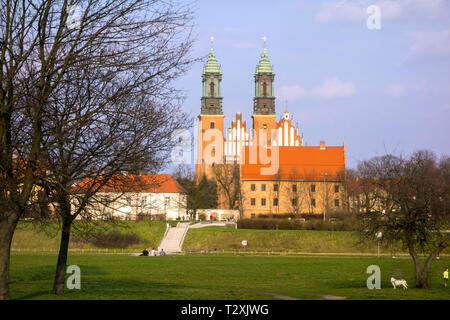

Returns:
408,240,438,289
415,249,441,289
416,274,429,288
0,211,20,300
52,216,73,295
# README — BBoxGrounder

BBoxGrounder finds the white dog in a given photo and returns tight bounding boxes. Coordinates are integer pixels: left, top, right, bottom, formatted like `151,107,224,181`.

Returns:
391,277,408,289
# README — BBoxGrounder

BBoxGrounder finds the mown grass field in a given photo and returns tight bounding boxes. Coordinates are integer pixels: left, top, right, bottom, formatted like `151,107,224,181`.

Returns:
184,226,371,253
184,226,450,255
11,220,167,252
12,221,450,255
9,253,450,300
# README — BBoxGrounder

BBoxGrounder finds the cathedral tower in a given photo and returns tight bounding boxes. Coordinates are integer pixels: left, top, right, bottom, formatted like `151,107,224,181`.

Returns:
252,38,277,142
201,37,223,115
196,38,225,181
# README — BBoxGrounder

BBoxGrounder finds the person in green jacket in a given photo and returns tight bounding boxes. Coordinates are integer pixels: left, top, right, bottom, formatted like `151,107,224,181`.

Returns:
444,267,449,288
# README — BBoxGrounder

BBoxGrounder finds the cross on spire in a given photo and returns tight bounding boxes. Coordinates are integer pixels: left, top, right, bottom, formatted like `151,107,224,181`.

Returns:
262,35,267,47
210,36,214,47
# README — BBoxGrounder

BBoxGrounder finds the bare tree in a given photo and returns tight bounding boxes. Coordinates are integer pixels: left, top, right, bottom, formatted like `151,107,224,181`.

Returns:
338,168,358,213
303,182,317,215
212,162,240,210
0,0,195,299
358,150,450,288
174,165,217,221
270,172,282,216
236,177,246,219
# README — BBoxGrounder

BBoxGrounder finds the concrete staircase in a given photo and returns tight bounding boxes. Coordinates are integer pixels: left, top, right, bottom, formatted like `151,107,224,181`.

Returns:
158,222,189,253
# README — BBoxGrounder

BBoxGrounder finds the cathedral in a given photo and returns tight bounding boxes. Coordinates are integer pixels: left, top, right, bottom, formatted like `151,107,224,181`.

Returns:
196,39,347,219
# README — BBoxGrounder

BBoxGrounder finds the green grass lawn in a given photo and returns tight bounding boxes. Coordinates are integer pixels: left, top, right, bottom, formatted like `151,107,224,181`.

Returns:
12,221,450,255
11,220,167,252
9,253,450,300
184,226,450,255
184,227,370,253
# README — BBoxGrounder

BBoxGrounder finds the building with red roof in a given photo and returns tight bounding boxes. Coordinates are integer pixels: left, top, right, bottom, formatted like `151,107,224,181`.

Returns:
195,40,347,218
74,173,187,220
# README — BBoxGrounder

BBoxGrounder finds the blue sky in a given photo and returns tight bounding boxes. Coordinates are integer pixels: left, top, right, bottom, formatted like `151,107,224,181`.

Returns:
173,0,450,170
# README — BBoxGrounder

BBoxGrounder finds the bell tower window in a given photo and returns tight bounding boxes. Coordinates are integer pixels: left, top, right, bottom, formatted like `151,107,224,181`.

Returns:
263,82,267,96
210,81,215,96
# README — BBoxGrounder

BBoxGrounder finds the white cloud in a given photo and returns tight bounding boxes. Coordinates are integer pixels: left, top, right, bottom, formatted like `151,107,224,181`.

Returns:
314,0,401,23
440,104,450,112
314,1,366,23
314,0,449,23
384,79,450,97
277,85,308,101
312,77,356,99
277,77,356,101
386,84,406,97
404,0,450,19
407,29,450,58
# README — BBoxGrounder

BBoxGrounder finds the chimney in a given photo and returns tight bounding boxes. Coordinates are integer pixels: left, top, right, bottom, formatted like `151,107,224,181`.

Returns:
320,140,326,150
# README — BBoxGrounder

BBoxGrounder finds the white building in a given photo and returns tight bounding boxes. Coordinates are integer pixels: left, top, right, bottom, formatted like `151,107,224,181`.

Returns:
75,174,187,220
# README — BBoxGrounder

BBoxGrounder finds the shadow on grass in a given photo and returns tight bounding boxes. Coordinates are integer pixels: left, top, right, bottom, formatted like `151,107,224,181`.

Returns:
13,276,204,300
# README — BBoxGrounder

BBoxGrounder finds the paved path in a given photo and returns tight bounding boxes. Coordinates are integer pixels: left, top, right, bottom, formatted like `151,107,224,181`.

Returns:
262,292,301,300
320,294,347,300
262,292,347,300
190,222,237,229
158,222,189,253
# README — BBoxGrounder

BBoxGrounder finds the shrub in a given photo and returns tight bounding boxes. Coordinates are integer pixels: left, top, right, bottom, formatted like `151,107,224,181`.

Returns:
237,217,358,231
90,229,143,248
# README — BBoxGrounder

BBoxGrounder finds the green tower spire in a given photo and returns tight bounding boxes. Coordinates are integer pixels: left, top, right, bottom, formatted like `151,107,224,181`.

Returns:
201,37,223,115
255,36,274,75
253,36,275,115
202,37,222,75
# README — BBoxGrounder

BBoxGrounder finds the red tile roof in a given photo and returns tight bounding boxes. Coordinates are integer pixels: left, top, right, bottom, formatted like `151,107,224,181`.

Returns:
75,173,186,193
240,145,346,180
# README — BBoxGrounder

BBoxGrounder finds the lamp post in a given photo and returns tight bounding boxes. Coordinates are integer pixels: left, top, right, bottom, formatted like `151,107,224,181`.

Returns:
376,231,382,258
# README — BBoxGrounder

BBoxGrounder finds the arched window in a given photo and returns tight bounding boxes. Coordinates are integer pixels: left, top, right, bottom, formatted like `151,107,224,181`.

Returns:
210,82,215,96
262,82,267,96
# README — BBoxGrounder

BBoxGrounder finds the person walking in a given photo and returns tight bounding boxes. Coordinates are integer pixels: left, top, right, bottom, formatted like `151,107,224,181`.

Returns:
444,267,448,288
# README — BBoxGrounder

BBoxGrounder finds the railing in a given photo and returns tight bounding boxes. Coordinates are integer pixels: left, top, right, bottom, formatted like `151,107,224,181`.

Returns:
177,223,190,252
10,247,450,257
157,222,171,251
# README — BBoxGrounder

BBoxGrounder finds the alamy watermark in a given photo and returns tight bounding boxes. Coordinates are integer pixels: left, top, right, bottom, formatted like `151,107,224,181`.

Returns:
366,265,381,289
66,5,82,30
367,5,381,30
171,120,280,176
67,265,81,290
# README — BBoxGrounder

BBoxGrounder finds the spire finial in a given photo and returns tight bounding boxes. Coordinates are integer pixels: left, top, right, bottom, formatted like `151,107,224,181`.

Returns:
255,35,273,74
203,36,221,75
208,36,216,59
